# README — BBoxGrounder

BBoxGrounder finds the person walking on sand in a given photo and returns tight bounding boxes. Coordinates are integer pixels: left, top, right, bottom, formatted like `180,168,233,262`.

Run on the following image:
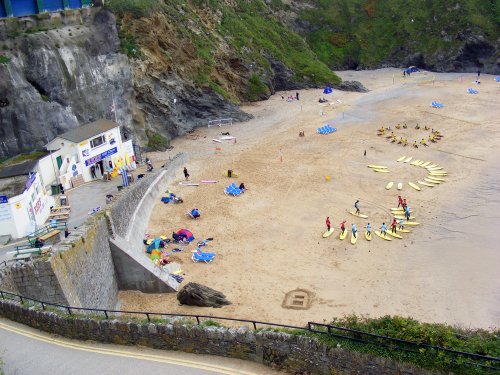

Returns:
296,92,299,101
354,200,360,215
391,218,397,234
398,195,403,208
183,167,189,181
351,223,357,238
326,217,331,232
380,222,387,237
366,223,371,236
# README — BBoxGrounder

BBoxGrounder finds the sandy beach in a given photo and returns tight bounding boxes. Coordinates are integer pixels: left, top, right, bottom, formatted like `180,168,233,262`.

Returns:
119,68,500,330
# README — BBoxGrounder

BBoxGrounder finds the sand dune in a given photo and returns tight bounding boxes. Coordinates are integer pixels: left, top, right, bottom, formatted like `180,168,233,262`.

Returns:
120,69,500,330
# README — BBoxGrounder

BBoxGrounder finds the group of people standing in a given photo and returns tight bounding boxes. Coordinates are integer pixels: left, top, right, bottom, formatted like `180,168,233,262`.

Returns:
326,196,412,240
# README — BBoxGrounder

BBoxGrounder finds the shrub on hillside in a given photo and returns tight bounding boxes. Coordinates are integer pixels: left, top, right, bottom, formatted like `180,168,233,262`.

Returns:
104,0,162,18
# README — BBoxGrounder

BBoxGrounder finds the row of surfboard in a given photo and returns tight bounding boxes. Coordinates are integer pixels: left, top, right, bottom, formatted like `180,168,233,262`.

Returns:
322,209,419,243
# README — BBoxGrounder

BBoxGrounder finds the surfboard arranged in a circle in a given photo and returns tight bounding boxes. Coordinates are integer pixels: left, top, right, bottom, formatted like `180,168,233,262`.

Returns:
386,182,394,190
403,157,412,163
408,182,421,191
418,180,435,187
365,231,372,241
397,182,403,190
349,211,368,219
397,156,406,162
373,169,390,173
339,229,348,240
393,215,416,220
420,161,431,167
386,231,403,239
396,227,411,233
368,165,387,169
374,231,392,241
427,176,445,182
323,228,335,238
423,178,439,185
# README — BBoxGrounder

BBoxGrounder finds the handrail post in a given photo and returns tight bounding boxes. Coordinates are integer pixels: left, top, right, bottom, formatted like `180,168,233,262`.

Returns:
103,310,108,319
146,313,150,322
19,296,23,304
67,306,72,315
253,321,257,330
0,291,4,299
41,302,45,310
195,316,200,325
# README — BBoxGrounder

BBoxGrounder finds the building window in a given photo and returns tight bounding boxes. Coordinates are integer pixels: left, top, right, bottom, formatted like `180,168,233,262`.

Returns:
90,135,106,149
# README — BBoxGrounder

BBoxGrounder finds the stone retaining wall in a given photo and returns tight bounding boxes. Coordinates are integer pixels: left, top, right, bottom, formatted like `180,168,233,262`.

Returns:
0,215,118,309
0,299,434,375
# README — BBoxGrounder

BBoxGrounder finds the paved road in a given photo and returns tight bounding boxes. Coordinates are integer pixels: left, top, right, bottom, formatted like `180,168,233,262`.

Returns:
0,318,277,375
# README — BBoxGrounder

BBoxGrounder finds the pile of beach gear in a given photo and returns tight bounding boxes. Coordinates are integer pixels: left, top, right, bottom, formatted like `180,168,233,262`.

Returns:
224,183,243,196
431,101,444,108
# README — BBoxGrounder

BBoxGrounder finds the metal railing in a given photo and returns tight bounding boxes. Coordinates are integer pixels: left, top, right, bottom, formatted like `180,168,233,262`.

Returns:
208,118,233,128
0,289,497,372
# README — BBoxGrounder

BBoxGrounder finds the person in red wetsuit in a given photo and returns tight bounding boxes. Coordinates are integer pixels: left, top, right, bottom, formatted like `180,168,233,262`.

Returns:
391,218,397,233
398,195,403,208
340,220,346,234
402,199,407,210
326,217,331,231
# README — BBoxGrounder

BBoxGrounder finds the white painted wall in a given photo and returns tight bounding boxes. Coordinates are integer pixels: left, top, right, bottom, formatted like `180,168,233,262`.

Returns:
0,172,55,239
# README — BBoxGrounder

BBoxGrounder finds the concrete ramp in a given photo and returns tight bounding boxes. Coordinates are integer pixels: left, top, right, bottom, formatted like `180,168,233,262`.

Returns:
110,236,179,292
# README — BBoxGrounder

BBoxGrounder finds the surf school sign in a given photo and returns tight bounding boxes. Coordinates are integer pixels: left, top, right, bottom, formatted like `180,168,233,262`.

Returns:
84,147,117,166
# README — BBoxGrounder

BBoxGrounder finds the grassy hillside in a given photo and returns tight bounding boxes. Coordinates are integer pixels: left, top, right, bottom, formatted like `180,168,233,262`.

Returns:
298,0,499,69
104,0,340,102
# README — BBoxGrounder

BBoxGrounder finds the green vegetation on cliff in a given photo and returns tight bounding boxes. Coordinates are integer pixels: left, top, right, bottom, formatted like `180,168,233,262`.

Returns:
104,0,340,102
299,0,499,69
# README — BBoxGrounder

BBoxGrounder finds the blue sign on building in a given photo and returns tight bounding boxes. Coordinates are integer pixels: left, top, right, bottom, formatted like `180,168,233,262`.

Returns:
85,147,118,166
0,195,8,204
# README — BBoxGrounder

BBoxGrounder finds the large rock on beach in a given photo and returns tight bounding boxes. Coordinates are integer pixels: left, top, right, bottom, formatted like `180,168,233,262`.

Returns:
177,282,231,308
337,80,369,93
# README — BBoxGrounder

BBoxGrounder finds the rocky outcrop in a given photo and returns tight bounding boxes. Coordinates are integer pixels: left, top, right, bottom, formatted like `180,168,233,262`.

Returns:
0,9,251,158
337,81,369,93
177,282,231,308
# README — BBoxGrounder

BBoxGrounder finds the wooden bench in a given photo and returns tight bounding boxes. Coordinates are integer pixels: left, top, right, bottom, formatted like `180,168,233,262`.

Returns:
39,230,61,242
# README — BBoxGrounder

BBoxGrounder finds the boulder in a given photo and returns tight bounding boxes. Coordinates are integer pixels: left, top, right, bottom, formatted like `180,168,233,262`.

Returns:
177,282,231,308
337,80,369,93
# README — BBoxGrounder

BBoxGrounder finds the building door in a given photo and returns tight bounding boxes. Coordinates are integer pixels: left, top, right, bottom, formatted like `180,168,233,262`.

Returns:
56,156,63,169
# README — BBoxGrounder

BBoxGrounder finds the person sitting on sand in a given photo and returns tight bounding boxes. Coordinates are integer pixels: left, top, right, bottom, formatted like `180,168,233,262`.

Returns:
402,124,407,129
398,137,404,144
420,138,428,146
238,182,246,192
395,124,401,129
402,139,408,146
413,141,418,148
391,136,397,143
424,125,429,130
191,208,200,219
415,124,420,129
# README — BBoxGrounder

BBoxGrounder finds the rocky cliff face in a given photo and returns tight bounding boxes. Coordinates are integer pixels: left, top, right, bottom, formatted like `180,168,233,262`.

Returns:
0,8,250,157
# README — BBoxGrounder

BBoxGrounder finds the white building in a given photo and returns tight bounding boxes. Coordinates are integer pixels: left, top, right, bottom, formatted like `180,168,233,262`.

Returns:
0,157,56,239
45,119,136,190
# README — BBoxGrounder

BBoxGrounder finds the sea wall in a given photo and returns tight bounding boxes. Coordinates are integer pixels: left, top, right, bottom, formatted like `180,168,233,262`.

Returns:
0,215,118,309
0,299,435,375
